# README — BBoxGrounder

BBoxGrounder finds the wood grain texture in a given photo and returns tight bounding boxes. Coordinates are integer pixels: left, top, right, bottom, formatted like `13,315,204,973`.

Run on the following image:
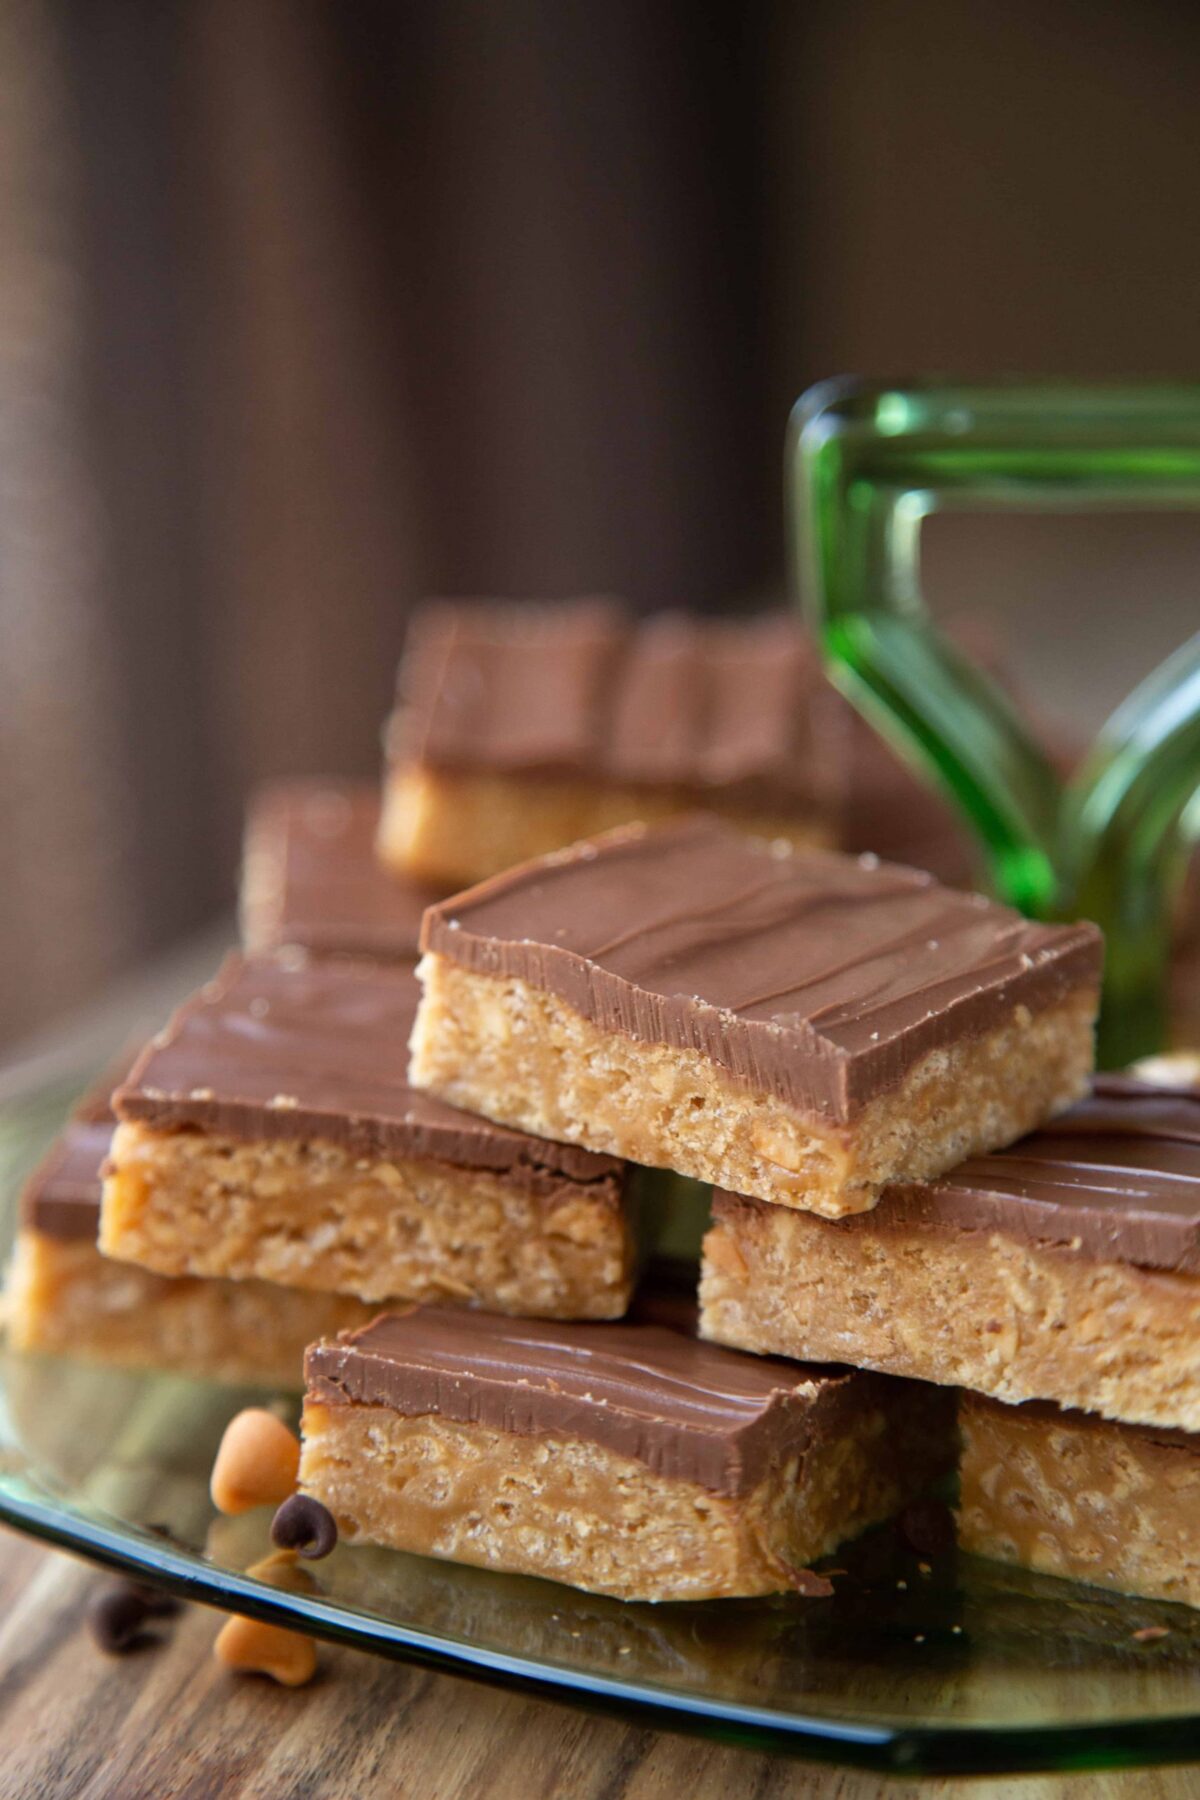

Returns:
0,1534,1193,1800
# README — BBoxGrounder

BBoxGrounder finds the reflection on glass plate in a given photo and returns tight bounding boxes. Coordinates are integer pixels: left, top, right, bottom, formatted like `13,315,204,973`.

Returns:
0,1065,1197,1776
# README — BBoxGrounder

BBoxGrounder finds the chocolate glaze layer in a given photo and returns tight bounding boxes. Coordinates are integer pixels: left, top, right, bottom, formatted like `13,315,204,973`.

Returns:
116,953,623,1186
714,1076,1199,1272
420,817,1102,1119
241,780,438,960
390,602,832,814
961,1390,1198,1455
20,1053,138,1239
393,599,629,781
304,1306,918,1497
20,1119,113,1240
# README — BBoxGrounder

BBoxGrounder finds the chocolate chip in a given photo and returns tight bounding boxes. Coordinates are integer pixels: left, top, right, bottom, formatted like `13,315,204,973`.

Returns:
87,1579,181,1654
270,1493,338,1561
899,1498,956,1556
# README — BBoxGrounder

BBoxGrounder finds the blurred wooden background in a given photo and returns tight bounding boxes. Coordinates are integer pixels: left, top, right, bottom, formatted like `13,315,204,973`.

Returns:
3,0,1200,1047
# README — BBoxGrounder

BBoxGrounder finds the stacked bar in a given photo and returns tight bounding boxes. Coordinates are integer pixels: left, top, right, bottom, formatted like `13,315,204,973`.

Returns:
8,1064,380,1388
409,816,1102,1215
701,1077,1199,1426
8,783,448,1382
9,774,641,1381
378,600,979,889
702,1077,1200,1608
15,595,1196,1618
101,952,639,1321
286,814,1101,1599
298,1306,956,1603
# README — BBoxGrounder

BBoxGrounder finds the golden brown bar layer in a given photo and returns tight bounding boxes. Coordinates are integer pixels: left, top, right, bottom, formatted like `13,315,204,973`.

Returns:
102,1120,636,1318
241,778,442,961
700,1081,1200,1429
6,1229,375,1389
380,603,837,886
378,764,829,890
299,1309,955,1602
412,816,1099,1215
958,1393,1200,1610
9,1062,378,1386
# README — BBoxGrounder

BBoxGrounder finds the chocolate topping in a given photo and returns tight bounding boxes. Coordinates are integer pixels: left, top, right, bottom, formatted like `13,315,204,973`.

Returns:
964,1391,1198,1455
20,1052,138,1239
420,817,1102,1119
116,953,623,1187
714,1076,1200,1272
304,1306,878,1497
394,599,629,781
20,1118,113,1240
390,603,832,813
241,780,437,960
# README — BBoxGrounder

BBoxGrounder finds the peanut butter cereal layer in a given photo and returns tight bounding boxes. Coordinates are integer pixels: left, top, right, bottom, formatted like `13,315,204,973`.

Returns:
958,1393,1200,1610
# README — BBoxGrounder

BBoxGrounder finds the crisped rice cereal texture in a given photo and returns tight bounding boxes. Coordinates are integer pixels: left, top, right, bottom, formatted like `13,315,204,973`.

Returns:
410,956,1097,1217
958,1392,1200,1609
299,1380,952,1602
101,1121,638,1319
6,1228,375,1388
699,1192,1200,1431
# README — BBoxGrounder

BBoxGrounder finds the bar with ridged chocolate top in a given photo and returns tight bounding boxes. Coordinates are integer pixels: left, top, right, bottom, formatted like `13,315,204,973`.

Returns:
101,952,639,1318
378,602,838,886
701,1078,1200,1430
298,1305,956,1601
241,779,441,961
410,816,1101,1217
7,1058,384,1386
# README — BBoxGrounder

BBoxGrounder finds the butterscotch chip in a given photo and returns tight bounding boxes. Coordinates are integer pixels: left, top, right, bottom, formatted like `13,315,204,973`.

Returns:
699,1077,1200,1430
410,816,1100,1217
378,603,836,887
214,1614,317,1686
298,1306,955,1603
211,1409,300,1515
101,953,638,1320
240,778,441,961
958,1392,1200,1610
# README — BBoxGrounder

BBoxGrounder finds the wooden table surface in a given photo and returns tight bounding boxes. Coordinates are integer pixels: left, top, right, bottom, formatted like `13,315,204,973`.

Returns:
0,1532,1190,1800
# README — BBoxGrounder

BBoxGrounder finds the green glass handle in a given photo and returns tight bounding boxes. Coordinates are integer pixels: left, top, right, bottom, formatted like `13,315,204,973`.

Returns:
788,378,1200,1066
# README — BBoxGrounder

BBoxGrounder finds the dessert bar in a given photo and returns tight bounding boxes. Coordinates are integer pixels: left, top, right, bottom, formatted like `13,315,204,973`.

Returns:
8,1081,377,1386
411,816,1101,1216
701,1078,1200,1430
379,603,836,886
241,779,438,961
958,1392,1200,1609
298,1306,955,1601
102,953,638,1319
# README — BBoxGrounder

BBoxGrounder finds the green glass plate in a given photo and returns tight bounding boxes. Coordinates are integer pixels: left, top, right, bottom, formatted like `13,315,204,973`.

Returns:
0,1065,1197,1777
